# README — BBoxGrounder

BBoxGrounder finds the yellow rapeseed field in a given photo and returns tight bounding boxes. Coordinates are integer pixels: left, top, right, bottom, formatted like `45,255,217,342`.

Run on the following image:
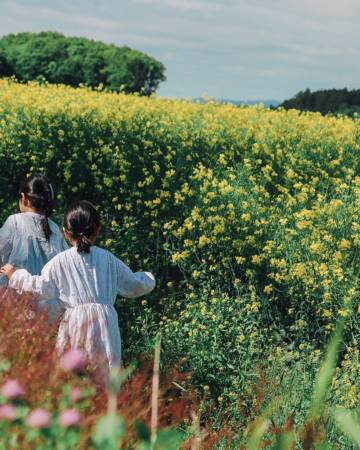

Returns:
0,79,359,408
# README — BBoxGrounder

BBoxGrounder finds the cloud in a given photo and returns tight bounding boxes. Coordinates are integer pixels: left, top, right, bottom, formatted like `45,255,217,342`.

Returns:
131,0,223,12
1,0,359,100
244,0,360,23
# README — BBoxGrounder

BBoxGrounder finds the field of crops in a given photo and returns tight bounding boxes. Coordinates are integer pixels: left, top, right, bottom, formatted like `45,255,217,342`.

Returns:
0,80,359,448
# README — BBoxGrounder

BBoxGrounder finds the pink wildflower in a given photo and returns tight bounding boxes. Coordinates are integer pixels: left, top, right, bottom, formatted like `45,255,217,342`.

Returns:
26,408,51,428
1,379,24,399
61,349,86,372
70,387,83,402
58,409,81,427
0,404,16,420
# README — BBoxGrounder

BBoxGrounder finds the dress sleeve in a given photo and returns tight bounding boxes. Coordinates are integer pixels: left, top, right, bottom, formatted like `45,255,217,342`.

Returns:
0,239,12,267
115,258,155,298
9,261,58,300
0,216,15,266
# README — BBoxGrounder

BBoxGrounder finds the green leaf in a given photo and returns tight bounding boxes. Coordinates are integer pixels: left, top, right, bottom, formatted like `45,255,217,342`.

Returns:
247,418,271,450
137,442,151,450
153,429,184,450
107,364,135,395
0,360,11,373
92,413,125,450
309,320,345,421
246,397,281,450
272,432,294,450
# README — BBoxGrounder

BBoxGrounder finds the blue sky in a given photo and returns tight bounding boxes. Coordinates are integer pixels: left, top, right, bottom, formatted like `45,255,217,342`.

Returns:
1,0,359,100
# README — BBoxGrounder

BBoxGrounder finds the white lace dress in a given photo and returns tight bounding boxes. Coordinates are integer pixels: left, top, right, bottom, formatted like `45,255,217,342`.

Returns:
9,246,156,369
0,212,68,320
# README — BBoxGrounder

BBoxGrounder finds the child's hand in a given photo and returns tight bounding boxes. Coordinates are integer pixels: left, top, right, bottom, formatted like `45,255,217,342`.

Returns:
0,264,16,279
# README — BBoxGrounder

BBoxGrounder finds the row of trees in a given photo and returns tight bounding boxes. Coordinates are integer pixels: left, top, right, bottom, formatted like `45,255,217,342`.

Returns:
0,32,166,95
280,88,360,116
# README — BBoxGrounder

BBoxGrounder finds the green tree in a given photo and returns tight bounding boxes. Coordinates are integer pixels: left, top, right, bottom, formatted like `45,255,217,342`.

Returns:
0,32,166,95
280,87,360,116
0,54,11,76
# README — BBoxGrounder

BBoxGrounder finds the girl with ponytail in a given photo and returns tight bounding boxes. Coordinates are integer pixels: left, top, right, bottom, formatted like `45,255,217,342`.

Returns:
1,200,155,371
0,174,67,320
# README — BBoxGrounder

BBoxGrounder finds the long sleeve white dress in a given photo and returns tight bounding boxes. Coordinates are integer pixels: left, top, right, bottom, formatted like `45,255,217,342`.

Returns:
9,246,156,369
0,212,68,320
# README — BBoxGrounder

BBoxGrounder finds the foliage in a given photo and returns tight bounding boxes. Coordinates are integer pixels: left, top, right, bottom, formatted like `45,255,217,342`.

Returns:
235,318,349,449
280,87,360,116
0,290,359,448
0,81,359,447
0,291,194,449
0,32,166,94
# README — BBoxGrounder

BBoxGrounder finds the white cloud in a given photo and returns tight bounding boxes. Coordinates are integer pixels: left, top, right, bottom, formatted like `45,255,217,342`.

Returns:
131,0,223,12
243,0,360,22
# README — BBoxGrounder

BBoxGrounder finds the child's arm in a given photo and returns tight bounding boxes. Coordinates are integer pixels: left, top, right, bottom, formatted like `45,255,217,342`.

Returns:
116,258,155,298
1,262,58,300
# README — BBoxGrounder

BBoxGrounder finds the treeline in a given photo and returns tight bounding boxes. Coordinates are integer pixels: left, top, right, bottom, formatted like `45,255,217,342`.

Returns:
0,32,166,95
280,88,360,116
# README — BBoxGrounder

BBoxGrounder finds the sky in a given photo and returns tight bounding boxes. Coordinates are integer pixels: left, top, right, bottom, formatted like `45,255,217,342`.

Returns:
0,0,359,101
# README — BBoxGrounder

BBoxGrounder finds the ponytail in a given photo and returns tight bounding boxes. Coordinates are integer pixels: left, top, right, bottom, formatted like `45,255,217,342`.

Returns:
63,201,100,254
39,216,51,241
19,174,54,241
76,225,96,253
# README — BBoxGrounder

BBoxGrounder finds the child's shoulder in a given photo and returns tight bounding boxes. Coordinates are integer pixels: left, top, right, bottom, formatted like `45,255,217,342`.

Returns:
92,245,115,258
1,213,32,231
49,247,74,264
9,213,61,234
92,246,120,264
6,212,21,221
50,246,118,264
3,213,22,227
8,212,56,224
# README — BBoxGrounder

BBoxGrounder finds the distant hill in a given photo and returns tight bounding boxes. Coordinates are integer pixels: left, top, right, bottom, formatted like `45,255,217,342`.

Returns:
193,97,280,108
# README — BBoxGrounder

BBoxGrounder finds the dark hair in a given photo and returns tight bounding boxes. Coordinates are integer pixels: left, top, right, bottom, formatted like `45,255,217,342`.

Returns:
19,173,54,241
63,200,100,253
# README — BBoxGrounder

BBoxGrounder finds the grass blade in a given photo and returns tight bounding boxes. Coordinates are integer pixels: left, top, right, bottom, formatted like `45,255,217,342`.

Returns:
334,408,360,446
309,320,345,421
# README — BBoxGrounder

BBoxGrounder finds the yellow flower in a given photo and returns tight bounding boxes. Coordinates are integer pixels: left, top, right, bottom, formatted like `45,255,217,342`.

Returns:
339,309,350,318
235,256,245,265
171,251,189,263
251,255,262,265
263,285,273,294
198,235,211,248
339,239,351,250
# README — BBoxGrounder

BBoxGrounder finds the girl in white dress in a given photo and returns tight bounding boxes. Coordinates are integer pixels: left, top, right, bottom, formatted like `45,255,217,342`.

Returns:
1,200,155,370
0,174,67,320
